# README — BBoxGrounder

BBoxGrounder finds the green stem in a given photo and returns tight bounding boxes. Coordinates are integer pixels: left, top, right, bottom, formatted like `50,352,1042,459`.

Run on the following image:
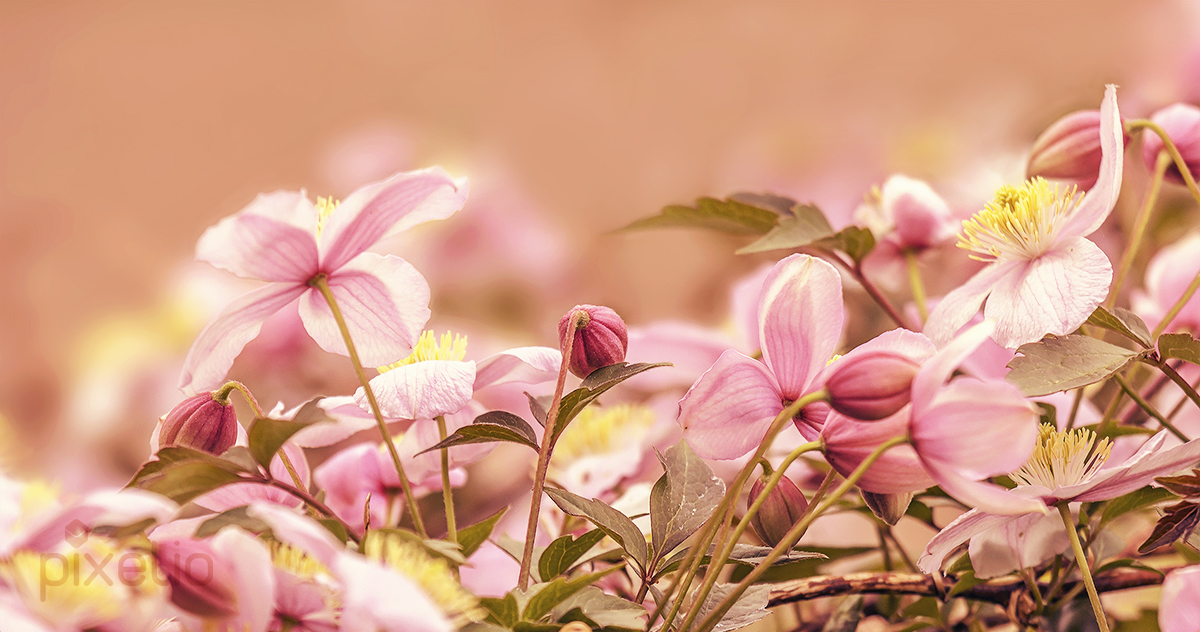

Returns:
1111,373,1189,441
1066,388,1085,430
1152,269,1200,339
818,248,910,329
904,249,928,323
217,380,306,490
266,477,360,544
1057,502,1110,632
1109,150,1170,309
1166,368,1200,422
436,415,457,544
1148,358,1200,415
1126,119,1200,208
309,274,427,538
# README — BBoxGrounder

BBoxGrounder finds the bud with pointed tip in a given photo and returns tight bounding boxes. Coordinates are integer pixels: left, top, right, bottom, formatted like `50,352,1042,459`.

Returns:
862,490,913,526
1142,103,1200,186
747,474,808,547
157,392,238,455
156,538,239,619
826,351,919,421
1028,109,1128,189
558,304,628,378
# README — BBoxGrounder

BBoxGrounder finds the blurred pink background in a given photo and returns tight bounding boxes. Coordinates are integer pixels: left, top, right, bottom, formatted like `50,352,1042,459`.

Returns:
2,1,1199,474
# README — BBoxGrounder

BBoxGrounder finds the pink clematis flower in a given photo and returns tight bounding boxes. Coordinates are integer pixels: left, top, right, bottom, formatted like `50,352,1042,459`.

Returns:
179,168,468,394
677,254,844,460
1132,231,1200,334
925,85,1124,349
1160,565,1200,632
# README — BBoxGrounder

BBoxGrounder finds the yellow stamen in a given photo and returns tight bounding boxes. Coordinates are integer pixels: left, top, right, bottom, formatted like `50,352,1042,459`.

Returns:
315,196,340,239
269,540,330,580
958,178,1079,261
552,404,655,464
363,532,483,625
1011,424,1112,490
378,331,468,373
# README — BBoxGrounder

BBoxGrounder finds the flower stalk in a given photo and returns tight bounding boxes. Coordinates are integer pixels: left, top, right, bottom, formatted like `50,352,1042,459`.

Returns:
1126,119,1200,208
436,415,457,544
1108,150,1170,309
1057,502,1110,632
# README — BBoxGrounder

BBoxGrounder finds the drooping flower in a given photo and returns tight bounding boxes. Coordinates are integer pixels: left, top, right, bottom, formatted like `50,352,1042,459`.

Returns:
1027,109,1110,189
180,168,468,394
925,85,1123,349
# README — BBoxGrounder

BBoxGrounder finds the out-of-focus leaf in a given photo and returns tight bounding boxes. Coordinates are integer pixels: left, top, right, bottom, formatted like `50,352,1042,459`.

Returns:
248,398,330,468
316,517,348,543
132,460,245,505
945,552,974,576
363,528,467,565
545,487,648,572
552,586,647,630
552,363,670,445
1138,500,1200,553
539,529,607,580
649,441,725,561
462,622,511,632
460,507,509,558
494,534,544,584
1100,486,1177,529
1156,469,1200,499
522,568,617,622
195,505,268,538
481,594,520,628
821,595,863,632
1006,334,1141,396
726,544,826,566
947,570,984,598
1159,333,1200,365
815,226,876,263
1035,402,1057,428
418,411,539,455
695,584,771,632
622,197,781,236
1092,558,1163,576
1087,307,1152,348
736,205,835,254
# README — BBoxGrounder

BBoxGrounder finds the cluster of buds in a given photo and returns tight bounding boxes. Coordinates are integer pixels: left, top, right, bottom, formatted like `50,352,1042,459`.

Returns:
558,304,628,378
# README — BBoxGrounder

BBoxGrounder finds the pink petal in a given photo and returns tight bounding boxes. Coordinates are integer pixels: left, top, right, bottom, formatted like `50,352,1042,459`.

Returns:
320,167,468,271
730,263,775,351
196,444,309,511
625,321,739,391
821,409,935,495
196,191,320,282
1058,85,1123,240
883,175,955,249
968,508,1071,579
678,350,784,460
984,237,1112,349
334,553,453,632
926,459,1047,516
474,346,561,390
298,253,431,367
290,396,381,448
211,528,276,632
1161,566,1200,632
247,504,343,568
917,509,1019,573
361,360,477,421
1075,433,1200,501
925,261,1015,346
179,282,307,394
758,255,844,399
912,321,996,415
912,377,1039,479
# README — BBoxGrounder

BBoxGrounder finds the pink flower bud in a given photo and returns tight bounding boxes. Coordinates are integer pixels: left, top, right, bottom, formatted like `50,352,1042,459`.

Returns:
747,474,808,547
1142,103,1200,186
1027,109,1124,189
826,351,919,421
158,393,238,455
558,304,628,378
156,538,239,619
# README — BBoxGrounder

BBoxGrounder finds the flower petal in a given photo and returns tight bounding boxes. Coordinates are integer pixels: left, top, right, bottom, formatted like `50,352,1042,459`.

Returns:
925,458,1047,516
968,509,1071,579
335,553,453,632
361,360,477,420
821,409,935,494
758,254,844,398
298,253,431,367
912,377,1039,479
911,321,995,415
180,282,307,394
984,237,1112,349
196,191,320,282
925,260,1016,346
917,509,1019,573
625,321,739,391
1074,433,1200,501
474,346,561,390
1058,84,1123,239
1161,566,1200,632
290,396,381,448
678,350,783,460
247,503,343,568
320,167,468,270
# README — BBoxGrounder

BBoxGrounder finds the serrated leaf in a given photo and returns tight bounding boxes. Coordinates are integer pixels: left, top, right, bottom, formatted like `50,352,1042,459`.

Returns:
195,505,269,538
481,593,520,628
1156,469,1200,499
544,487,648,572
1100,486,1178,529
1159,333,1200,365
418,411,539,455
1138,500,1200,553
622,197,780,236
552,362,670,445
248,399,327,468
522,568,617,622
695,584,771,632
539,529,607,580
133,460,246,504
1087,307,1152,348
736,204,835,254
649,441,725,563
814,225,876,263
551,586,647,630
1006,334,1141,396
459,507,509,558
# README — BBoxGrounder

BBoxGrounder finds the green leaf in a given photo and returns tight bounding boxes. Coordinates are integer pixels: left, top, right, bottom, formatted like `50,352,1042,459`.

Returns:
946,570,984,598
649,441,725,563
551,586,647,630
132,460,246,504
1087,307,1152,348
539,529,608,580
525,392,549,427
418,411,540,455
1035,402,1057,428
247,405,318,468
316,517,349,544
553,363,671,445
481,593,520,628
736,204,835,254
622,197,781,236
1139,500,1200,553
195,505,269,538
815,225,876,263
1006,334,1141,397
945,551,974,576
1159,333,1200,365
544,487,648,572
1156,469,1200,499
1092,557,1164,576
725,544,826,566
522,568,617,622
694,584,771,632
1100,486,1178,529
459,507,510,558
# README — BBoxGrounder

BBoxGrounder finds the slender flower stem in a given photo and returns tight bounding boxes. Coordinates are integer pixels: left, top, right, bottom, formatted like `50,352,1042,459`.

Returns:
1109,151,1170,309
1148,358,1200,414
691,436,909,632
309,274,427,538
904,249,928,323
1057,502,1110,632
266,477,360,544
1167,369,1200,422
1111,373,1189,441
1066,388,1085,431
817,248,910,329
1126,119,1200,208
1152,269,1200,339
217,380,307,490
435,415,457,543
518,309,586,590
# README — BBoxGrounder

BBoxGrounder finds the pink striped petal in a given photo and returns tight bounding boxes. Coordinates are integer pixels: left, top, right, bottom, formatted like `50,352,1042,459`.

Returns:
912,378,1039,480
298,253,431,367
180,282,307,394
911,321,996,415
290,396,381,448
821,409,935,494
917,509,1019,573
335,553,453,632
1161,566,1200,632
678,350,783,460
197,191,320,282
925,261,1016,346
1058,85,1123,240
926,457,1047,516
474,346,561,390
759,255,844,399
320,167,467,271
1075,432,1200,501
362,360,477,421
968,509,1071,578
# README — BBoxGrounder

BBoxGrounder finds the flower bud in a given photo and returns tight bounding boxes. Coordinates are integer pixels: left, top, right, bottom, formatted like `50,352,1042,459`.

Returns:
157,392,238,455
826,351,919,421
558,304,628,378
747,474,808,547
1027,109,1125,189
156,538,239,619
861,490,913,526
1142,103,1200,186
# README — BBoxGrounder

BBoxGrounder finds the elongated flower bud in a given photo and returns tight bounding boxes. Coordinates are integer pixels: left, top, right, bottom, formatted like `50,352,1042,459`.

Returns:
1142,103,1200,186
861,490,913,526
826,351,919,421
156,538,238,619
157,392,238,455
747,474,808,547
1027,110,1108,188
558,304,628,378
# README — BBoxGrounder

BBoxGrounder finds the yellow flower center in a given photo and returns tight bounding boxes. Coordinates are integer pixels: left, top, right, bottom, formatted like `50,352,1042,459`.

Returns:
958,178,1079,262
315,196,340,239
1010,424,1112,490
269,540,330,579
362,531,483,625
378,331,468,373
552,404,655,464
